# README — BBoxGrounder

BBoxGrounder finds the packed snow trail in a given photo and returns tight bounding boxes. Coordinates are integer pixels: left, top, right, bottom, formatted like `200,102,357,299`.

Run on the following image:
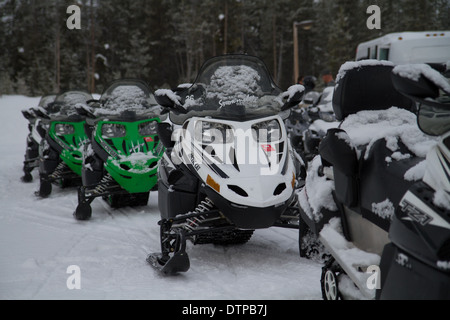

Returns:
0,95,322,300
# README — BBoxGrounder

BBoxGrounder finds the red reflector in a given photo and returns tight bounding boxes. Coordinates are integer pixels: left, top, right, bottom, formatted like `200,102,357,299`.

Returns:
144,137,154,142
261,144,275,152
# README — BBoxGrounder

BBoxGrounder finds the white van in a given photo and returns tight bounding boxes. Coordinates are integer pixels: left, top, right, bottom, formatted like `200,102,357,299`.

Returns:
355,31,450,65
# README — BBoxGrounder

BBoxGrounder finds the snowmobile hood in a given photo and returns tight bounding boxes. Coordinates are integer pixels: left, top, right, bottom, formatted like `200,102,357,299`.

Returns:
173,115,296,208
47,120,88,176
93,117,164,193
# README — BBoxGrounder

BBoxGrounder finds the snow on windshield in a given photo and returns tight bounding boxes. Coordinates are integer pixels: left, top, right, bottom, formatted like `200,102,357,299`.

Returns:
38,95,56,108
103,85,148,109
53,92,92,116
56,92,91,105
96,85,157,116
205,65,261,107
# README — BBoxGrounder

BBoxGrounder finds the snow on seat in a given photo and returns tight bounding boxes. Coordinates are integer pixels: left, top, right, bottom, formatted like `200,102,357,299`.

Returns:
340,107,437,230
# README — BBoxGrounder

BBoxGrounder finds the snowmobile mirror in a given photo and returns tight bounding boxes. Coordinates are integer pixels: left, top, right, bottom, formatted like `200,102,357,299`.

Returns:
75,104,96,118
417,101,450,136
157,122,175,148
391,65,450,125
391,71,440,101
280,85,305,111
155,89,187,114
21,109,34,120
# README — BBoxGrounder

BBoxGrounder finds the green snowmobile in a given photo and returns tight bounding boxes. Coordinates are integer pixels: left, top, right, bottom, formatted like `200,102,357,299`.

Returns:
74,79,165,220
36,90,94,198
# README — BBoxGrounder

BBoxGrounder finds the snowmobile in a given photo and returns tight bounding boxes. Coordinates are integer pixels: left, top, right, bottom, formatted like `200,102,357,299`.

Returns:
36,90,94,198
301,87,338,163
73,79,165,221
146,54,305,275
287,85,338,165
298,60,450,299
21,94,57,182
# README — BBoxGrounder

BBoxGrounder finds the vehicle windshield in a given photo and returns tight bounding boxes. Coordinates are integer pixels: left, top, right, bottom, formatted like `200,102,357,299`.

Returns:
38,95,57,108
170,54,283,124
53,91,93,116
98,79,158,116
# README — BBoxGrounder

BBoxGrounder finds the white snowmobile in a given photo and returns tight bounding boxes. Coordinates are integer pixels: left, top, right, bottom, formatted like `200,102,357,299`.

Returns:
147,54,305,275
298,60,450,299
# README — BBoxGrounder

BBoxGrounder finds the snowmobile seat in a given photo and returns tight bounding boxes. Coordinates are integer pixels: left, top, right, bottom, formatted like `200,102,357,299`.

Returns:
359,138,424,231
332,63,414,121
319,63,417,230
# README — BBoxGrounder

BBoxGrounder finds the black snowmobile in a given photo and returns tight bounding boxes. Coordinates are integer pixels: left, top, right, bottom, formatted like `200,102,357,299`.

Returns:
36,90,94,198
287,85,338,165
21,94,57,182
147,54,305,275
298,60,450,300
73,79,165,220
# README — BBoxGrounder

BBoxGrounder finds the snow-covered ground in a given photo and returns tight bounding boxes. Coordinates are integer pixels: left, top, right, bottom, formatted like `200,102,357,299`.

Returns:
0,95,322,300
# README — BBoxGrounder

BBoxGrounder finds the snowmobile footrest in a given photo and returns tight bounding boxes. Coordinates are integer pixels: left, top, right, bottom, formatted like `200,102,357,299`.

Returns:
146,252,190,275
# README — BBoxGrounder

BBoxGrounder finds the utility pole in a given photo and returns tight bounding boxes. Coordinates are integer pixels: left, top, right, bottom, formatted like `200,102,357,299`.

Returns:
223,0,228,54
293,20,314,84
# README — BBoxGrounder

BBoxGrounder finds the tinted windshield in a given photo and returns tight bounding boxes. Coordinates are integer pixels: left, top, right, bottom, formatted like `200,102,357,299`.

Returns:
97,79,158,116
53,91,93,116
38,95,57,108
170,55,283,124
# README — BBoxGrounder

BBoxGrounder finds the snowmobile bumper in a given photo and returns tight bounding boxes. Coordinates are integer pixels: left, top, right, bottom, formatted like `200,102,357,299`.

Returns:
104,158,159,194
203,187,295,229
59,149,83,176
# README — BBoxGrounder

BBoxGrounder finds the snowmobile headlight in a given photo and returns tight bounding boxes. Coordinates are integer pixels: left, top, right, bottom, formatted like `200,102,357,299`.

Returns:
101,123,126,138
195,121,234,144
252,119,282,142
55,123,75,136
138,121,158,136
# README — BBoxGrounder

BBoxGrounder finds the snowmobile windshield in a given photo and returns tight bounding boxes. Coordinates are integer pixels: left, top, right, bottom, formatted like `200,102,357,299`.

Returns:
170,55,283,124
52,91,93,117
38,95,57,109
97,79,159,117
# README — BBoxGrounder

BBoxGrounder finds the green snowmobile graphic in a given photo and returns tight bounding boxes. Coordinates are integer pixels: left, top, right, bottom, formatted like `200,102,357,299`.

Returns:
74,79,165,220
